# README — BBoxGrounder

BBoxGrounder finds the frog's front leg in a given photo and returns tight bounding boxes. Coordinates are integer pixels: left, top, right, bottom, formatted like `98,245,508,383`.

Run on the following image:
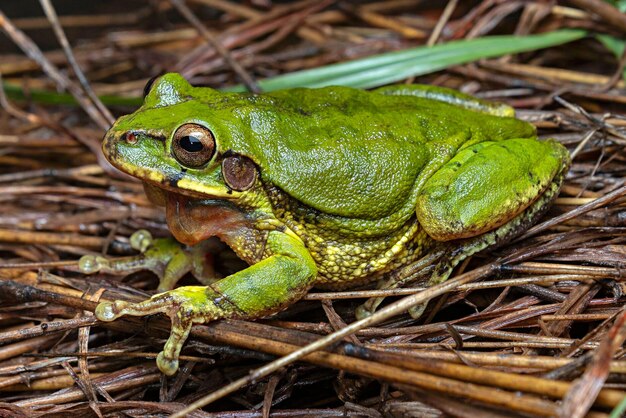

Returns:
95,230,317,375
79,230,219,291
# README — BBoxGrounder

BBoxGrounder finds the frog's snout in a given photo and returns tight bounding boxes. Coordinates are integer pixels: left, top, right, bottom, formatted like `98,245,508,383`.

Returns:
101,130,120,161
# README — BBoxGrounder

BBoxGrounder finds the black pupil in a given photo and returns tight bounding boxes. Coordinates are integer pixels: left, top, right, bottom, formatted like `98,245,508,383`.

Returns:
180,135,203,152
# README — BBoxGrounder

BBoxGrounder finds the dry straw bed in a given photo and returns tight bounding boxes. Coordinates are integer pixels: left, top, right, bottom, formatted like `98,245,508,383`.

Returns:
0,1,625,417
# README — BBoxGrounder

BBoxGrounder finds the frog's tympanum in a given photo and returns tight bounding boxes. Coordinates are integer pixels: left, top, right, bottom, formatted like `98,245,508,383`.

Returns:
82,73,569,375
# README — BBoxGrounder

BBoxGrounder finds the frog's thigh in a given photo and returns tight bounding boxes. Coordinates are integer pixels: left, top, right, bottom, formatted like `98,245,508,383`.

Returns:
416,138,568,242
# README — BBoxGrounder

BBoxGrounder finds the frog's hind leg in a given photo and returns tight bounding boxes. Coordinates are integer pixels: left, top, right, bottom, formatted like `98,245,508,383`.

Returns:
355,166,566,320
416,138,569,243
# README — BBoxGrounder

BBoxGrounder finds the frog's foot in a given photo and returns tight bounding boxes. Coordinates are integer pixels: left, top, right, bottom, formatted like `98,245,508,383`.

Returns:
79,230,218,292
95,286,223,375
354,249,445,320
356,296,428,320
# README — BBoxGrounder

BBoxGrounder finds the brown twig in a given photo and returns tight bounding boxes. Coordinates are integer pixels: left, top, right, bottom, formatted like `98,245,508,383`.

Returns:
568,0,626,31
559,308,626,418
0,10,110,131
1,3,625,416
39,0,115,126
427,0,458,46
170,0,261,93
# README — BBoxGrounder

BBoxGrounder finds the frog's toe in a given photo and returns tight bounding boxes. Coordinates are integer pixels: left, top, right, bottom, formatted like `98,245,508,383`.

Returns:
355,297,385,320
94,293,173,322
94,301,119,321
157,307,195,375
130,229,153,253
79,255,110,274
157,351,179,376
354,303,374,320
408,303,427,319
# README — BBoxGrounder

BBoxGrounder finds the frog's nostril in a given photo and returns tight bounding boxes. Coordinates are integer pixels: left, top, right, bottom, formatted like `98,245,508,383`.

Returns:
125,132,138,144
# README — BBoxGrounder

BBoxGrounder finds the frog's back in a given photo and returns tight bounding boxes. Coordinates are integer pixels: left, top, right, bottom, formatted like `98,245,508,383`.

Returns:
265,86,534,146
212,86,535,222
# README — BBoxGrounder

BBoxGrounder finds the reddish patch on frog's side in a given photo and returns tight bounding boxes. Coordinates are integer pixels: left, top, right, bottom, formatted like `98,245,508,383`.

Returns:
165,192,250,246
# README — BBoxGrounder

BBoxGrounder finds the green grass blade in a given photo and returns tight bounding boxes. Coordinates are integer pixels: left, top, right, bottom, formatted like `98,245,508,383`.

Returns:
224,29,586,92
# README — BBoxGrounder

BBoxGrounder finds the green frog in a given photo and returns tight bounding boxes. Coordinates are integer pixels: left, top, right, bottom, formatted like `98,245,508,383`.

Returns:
81,73,569,375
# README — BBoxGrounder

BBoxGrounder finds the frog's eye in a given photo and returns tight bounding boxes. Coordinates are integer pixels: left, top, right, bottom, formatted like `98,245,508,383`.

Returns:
172,124,216,168
143,75,160,98
222,155,257,191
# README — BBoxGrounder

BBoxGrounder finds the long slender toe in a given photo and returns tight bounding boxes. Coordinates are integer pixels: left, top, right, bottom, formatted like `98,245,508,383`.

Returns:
79,255,109,274
157,351,179,376
95,301,119,321
130,229,153,253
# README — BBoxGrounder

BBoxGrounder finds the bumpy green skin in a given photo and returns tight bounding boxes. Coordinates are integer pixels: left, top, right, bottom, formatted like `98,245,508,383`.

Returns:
92,73,570,375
